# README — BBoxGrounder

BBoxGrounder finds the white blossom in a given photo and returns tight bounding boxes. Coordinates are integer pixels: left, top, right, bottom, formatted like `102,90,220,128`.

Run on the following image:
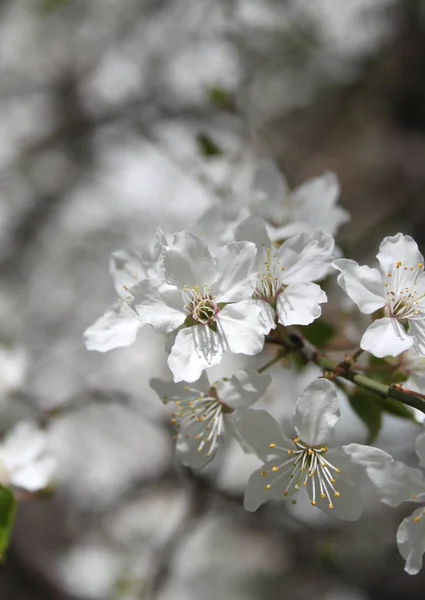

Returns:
250,159,349,240
151,369,271,468
0,421,55,492
84,229,167,353
235,216,334,331
131,231,266,382
240,379,392,521
333,233,425,358
371,428,425,574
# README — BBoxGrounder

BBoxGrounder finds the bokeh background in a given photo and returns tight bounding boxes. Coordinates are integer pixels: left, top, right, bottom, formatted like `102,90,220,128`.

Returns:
1,0,425,598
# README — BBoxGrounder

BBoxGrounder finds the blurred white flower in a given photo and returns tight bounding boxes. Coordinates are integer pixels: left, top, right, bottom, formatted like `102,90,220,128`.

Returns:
132,231,265,382
235,216,334,331
250,159,349,240
334,233,425,358
0,344,28,397
0,421,55,492
151,369,271,468
240,379,392,520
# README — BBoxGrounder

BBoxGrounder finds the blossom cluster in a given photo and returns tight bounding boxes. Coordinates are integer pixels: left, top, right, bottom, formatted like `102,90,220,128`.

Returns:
4,159,425,573
80,159,425,575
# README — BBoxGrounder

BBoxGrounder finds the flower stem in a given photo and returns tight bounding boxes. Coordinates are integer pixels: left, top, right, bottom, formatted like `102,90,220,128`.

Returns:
265,332,425,416
257,351,287,374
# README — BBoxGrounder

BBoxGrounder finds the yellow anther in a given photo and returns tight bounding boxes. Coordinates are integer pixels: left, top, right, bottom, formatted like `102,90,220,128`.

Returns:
388,273,392,277
269,443,276,449
414,517,421,523
334,468,340,474
272,466,279,472
293,437,300,443
419,263,424,269
184,386,190,391
320,447,327,452
320,493,326,499
330,478,336,484
265,484,271,491
328,503,334,509
292,499,297,505
334,491,340,498
396,261,402,268
311,500,317,506
287,450,293,455
308,448,313,455
283,491,288,496
261,471,267,477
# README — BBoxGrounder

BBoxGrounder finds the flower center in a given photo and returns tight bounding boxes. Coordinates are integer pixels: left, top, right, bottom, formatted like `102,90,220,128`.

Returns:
183,285,219,325
166,385,231,458
384,261,425,322
254,246,284,303
262,437,341,508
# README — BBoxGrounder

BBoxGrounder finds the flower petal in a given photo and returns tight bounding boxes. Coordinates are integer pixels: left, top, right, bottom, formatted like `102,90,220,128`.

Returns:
294,379,340,446
249,159,289,225
168,326,226,383
234,215,272,252
131,279,185,333
361,317,413,357
218,301,265,356
150,373,210,403
364,458,425,507
215,370,272,409
109,249,147,299
409,320,425,358
162,231,216,288
10,456,56,492
212,241,257,302
244,457,293,512
307,474,363,522
276,282,327,326
397,507,425,575
84,304,142,352
278,230,335,284
377,233,424,276
332,259,385,314
236,409,291,458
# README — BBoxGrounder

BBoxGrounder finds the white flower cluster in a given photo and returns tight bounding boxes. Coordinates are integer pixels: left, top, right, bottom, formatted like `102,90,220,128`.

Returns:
84,159,425,575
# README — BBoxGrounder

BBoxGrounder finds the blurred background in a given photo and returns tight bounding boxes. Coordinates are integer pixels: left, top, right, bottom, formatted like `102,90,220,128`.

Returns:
1,0,425,598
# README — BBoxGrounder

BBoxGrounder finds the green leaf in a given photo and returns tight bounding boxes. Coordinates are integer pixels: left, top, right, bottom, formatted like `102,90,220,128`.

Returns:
208,87,235,111
299,320,336,349
348,392,382,444
0,487,16,561
376,396,416,421
367,356,408,384
197,133,222,158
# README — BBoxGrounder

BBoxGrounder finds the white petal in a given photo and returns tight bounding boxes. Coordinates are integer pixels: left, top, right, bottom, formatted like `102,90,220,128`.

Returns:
294,379,340,446
212,242,257,302
276,283,326,326
409,320,425,358
84,304,141,352
234,216,272,252
397,507,425,575
10,456,56,492
168,326,226,383
363,458,425,507
175,419,221,469
162,231,216,288
131,279,185,333
249,159,289,225
377,233,424,276
236,409,292,458
257,300,277,333
278,230,335,284
332,259,385,314
215,370,272,409
307,474,363,522
3,421,48,470
361,317,413,357
416,429,425,467
150,373,209,403
218,301,265,356
109,249,147,298
244,457,293,512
